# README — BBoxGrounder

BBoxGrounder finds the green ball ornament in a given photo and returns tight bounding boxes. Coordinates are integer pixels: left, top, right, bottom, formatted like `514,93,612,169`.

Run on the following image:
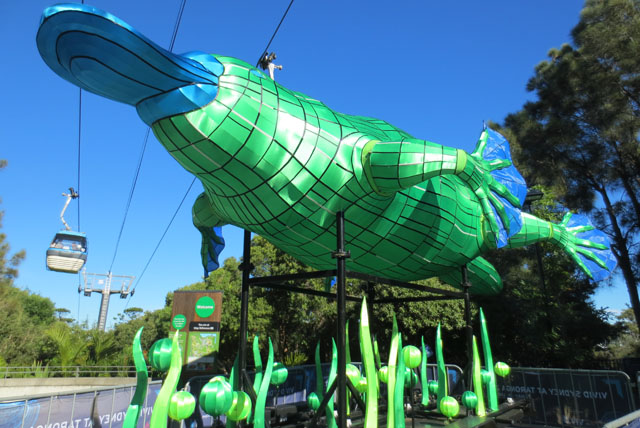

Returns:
356,377,368,393
307,392,320,411
403,345,421,369
346,364,361,387
439,396,460,418
461,391,478,409
149,338,173,372
404,368,418,388
428,380,438,395
378,366,389,383
226,391,252,421
481,369,492,384
199,376,233,416
168,391,196,421
494,361,511,377
271,362,288,386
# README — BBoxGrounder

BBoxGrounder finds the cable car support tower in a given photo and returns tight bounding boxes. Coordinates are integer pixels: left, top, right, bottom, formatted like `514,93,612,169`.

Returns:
80,270,134,331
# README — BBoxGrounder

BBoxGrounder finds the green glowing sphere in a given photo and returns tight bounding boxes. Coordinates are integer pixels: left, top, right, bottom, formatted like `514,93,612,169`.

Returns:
199,376,233,416
378,366,389,383
481,369,492,384
461,390,478,409
271,362,288,386
494,361,511,377
346,364,361,387
404,368,419,388
168,391,196,421
307,392,320,411
439,396,460,418
226,391,252,421
149,338,173,372
428,380,439,395
356,377,368,393
403,346,421,369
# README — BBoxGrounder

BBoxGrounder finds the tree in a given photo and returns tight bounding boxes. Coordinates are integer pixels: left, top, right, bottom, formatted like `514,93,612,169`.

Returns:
608,307,640,358
500,0,640,330
55,308,74,324
112,306,172,366
0,160,58,366
123,307,143,320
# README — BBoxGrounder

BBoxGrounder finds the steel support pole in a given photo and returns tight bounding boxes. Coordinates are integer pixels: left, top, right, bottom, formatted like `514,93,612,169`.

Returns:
462,265,473,390
333,211,349,428
238,229,252,394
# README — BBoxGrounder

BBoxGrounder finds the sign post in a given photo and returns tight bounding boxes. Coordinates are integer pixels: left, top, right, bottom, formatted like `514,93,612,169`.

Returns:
170,290,223,372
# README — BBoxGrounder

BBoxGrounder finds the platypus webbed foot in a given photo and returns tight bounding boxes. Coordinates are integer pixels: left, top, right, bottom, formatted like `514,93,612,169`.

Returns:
551,212,617,281
456,128,527,248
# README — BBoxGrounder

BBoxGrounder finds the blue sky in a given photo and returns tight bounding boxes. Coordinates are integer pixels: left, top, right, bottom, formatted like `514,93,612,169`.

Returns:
1,0,628,328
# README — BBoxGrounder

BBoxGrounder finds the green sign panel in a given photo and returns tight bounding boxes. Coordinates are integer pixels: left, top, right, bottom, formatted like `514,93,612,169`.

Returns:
172,314,187,330
195,296,215,318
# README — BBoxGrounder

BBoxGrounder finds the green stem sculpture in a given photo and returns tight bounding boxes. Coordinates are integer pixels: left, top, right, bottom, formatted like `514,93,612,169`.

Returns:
346,320,351,417
314,342,323,400
387,315,399,428
472,336,486,417
359,297,378,428
326,339,338,428
150,330,182,428
373,336,382,393
253,338,274,428
394,338,406,428
435,323,447,409
373,337,382,370
227,354,239,428
248,336,262,424
123,327,148,428
420,336,429,407
479,308,498,411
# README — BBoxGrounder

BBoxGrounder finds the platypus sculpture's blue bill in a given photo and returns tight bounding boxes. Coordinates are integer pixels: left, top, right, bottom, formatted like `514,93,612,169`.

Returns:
36,4,616,294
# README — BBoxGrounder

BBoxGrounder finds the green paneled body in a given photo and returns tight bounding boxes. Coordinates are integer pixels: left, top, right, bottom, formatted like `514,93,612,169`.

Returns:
37,5,615,296
161,56,485,286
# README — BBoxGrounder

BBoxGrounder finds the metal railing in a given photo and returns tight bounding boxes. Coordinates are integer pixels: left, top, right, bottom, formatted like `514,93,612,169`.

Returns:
498,367,636,427
0,381,162,428
0,365,149,378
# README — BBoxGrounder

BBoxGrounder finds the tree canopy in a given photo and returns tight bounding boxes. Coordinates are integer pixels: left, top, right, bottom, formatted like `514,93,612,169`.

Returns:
500,0,640,331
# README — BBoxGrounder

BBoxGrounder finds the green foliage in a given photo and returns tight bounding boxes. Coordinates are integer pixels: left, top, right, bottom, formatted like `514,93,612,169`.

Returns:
46,322,88,367
500,0,640,331
283,351,308,367
366,279,469,366
21,293,55,325
0,165,60,366
112,306,171,366
607,307,640,358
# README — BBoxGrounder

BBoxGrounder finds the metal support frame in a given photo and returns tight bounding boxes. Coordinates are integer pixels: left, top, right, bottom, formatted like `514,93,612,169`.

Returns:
332,211,349,428
461,265,474,391
235,212,471,427
238,230,252,396
81,270,134,331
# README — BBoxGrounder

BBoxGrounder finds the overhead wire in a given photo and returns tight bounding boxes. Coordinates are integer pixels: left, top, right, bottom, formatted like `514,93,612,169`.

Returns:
256,0,295,67
124,177,197,310
107,0,187,275
123,0,296,309
76,86,83,324
77,88,82,231
76,0,84,322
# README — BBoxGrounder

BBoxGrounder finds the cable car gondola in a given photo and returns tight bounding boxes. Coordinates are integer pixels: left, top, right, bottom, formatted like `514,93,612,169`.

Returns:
46,230,87,273
46,188,87,273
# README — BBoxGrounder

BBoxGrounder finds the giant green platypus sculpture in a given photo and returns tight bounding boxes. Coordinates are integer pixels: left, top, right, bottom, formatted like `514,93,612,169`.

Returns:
36,4,616,295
